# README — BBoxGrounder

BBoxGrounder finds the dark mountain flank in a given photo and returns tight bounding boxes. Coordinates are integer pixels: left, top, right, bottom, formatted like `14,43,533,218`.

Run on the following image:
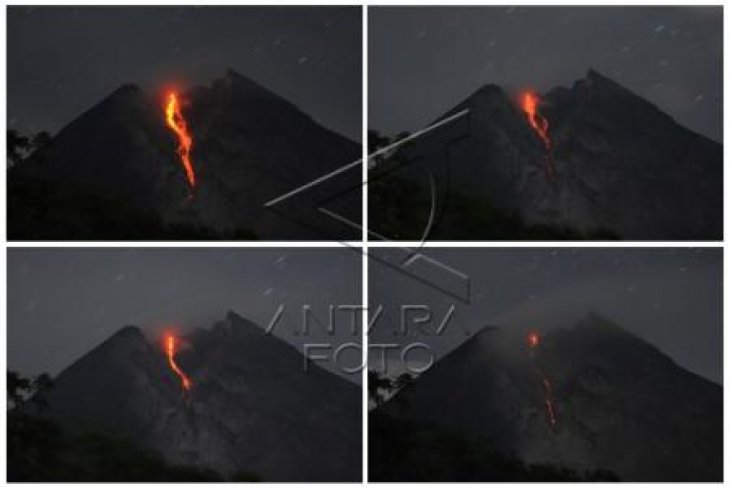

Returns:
9,70,361,240
39,312,361,481
371,314,722,481
370,70,721,240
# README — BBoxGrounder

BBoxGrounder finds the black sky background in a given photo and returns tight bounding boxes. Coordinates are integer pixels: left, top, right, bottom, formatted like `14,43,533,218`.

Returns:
370,6,722,142
8,248,362,382
370,248,722,384
8,6,362,141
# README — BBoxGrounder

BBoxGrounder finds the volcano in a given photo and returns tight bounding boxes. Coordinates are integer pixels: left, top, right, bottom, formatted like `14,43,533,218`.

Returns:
369,69,722,240
8,70,361,240
370,313,722,481
37,311,361,481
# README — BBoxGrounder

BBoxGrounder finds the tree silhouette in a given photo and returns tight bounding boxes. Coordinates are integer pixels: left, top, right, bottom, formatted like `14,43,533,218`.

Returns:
29,373,54,413
7,129,53,167
31,131,52,152
367,129,390,153
394,372,415,391
368,370,393,406
8,129,30,166
7,370,32,409
7,370,53,411
7,370,235,481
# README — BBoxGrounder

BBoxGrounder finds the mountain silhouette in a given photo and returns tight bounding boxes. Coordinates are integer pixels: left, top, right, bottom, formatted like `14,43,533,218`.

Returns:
39,311,361,481
372,313,721,481
9,70,361,240
370,70,721,240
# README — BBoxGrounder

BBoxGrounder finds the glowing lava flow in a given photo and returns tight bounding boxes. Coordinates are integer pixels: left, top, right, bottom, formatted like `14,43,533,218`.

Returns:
164,92,196,191
526,330,557,430
165,334,192,392
521,91,556,181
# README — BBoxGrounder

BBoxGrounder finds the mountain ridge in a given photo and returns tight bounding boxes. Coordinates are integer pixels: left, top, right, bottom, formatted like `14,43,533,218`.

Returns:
372,69,721,240
9,69,361,240
40,310,361,481
375,313,721,481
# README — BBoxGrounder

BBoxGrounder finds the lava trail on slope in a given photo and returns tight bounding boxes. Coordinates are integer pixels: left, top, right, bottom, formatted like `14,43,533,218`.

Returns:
164,333,192,393
164,92,197,192
526,330,557,430
521,91,556,181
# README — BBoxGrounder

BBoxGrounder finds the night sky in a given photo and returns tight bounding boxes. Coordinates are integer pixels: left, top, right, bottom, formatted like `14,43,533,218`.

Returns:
369,248,722,384
370,7,722,141
8,6,362,141
8,249,362,382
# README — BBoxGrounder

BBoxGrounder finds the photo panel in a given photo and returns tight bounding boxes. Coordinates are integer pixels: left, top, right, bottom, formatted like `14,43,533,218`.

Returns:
8,6,363,241
368,247,722,481
368,6,722,241
7,248,363,481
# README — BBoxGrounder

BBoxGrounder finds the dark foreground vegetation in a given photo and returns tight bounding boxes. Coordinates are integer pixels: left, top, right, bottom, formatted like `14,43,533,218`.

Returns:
8,370,259,482
7,129,256,241
369,411,620,482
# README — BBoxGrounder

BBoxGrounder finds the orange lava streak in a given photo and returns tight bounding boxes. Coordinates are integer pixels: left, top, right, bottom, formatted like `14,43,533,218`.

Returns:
165,334,192,392
521,91,556,181
527,330,558,430
521,91,551,150
165,92,196,190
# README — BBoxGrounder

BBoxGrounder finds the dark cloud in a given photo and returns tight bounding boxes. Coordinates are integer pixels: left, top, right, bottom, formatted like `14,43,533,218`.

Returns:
369,248,722,384
8,248,362,381
370,6,722,141
8,6,362,141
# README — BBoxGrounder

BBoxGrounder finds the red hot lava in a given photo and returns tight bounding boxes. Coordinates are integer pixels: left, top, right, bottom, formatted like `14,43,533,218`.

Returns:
520,91,556,181
525,330,557,430
164,92,197,192
164,333,192,392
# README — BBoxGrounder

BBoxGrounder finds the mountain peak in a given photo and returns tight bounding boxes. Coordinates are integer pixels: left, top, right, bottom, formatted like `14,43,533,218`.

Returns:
211,68,270,95
111,324,144,338
225,309,244,322
574,312,625,333
205,310,265,339
226,309,262,331
464,83,511,108
585,67,607,81
475,83,507,97
586,68,621,88
571,68,639,100
540,313,639,352
101,325,148,349
223,68,249,82
115,82,142,94
102,83,145,105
